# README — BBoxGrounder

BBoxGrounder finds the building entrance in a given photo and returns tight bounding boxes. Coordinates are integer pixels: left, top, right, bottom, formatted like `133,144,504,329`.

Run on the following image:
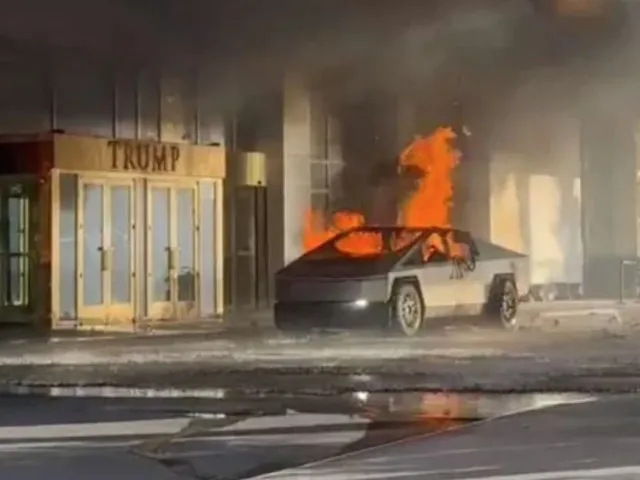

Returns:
77,178,135,325
0,133,226,331
147,181,199,320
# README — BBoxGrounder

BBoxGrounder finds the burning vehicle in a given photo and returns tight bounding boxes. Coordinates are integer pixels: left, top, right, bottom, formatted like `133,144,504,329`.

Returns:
274,226,530,336
277,125,529,335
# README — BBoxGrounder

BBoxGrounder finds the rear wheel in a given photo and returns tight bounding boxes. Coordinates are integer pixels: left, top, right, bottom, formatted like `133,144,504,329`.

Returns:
493,278,519,330
391,283,424,337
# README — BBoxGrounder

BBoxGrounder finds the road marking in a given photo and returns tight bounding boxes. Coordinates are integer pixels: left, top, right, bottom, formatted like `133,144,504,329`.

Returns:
447,465,640,480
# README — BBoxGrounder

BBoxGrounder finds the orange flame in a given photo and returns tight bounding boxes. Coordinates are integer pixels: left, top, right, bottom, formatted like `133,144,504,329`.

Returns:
303,126,461,255
398,127,460,228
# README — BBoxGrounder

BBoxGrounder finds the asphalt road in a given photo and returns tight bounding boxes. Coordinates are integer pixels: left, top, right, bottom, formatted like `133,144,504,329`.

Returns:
2,325,640,395
0,390,601,480
0,394,435,480
267,394,640,480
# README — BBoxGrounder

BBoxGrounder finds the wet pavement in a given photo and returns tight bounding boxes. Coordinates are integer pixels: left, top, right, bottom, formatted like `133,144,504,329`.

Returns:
0,390,597,479
1,301,640,397
1,324,640,396
276,394,640,480
0,394,374,479
0,305,630,478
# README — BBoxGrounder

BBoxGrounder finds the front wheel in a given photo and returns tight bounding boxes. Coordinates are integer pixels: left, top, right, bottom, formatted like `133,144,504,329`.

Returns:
391,283,424,337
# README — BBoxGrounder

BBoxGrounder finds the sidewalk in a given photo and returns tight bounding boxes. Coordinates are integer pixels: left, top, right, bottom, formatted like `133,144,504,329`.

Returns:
0,308,276,346
0,300,638,398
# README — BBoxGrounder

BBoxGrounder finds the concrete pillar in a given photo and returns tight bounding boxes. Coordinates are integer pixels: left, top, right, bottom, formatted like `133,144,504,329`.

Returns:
581,112,637,298
281,75,313,264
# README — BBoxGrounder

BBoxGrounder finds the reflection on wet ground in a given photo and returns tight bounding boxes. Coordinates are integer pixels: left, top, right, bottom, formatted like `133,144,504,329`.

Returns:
0,390,596,480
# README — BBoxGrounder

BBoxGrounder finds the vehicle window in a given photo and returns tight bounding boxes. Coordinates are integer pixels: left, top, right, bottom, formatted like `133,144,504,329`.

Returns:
402,231,475,268
305,228,422,260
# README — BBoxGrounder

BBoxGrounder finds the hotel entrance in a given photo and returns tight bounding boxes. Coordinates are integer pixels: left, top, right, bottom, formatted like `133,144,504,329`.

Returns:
147,181,199,320
0,133,226,331
77,177,135,326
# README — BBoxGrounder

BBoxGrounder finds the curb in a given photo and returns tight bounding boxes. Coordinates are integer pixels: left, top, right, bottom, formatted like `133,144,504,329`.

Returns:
0,384,228,399
0,383,597,414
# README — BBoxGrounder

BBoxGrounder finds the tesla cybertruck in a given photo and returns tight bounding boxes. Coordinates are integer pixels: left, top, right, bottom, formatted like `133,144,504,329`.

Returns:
274,226,530,336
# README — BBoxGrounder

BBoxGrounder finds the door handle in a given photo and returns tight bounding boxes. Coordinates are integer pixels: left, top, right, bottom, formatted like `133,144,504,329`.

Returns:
100,247,113,272
168,248,177,271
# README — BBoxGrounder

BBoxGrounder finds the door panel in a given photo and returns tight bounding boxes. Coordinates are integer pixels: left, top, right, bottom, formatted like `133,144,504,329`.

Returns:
107,183,135,322
79,182,105,318
176,188,196,303
148,186,171,318
110,186,132,304
147,181,199,320
415,264,460,312
78,179,135,323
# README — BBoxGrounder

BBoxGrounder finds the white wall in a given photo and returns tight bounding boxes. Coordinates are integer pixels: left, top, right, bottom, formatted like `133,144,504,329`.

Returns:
488,110,583,286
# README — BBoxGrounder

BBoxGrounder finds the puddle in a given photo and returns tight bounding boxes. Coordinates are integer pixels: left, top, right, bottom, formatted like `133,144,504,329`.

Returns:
1,382,596,425
354,391,596,421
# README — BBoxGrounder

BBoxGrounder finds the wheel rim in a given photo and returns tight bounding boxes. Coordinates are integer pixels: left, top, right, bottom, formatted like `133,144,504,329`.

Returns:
501,286,517,324
399,292,421,330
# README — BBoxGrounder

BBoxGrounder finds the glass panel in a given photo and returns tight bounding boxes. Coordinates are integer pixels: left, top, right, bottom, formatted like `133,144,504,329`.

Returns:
8,256,22,306
8,197,24,253
151,187,170,302
199,183,215,316
110,186,132,304
176,188,195,302
5,195,28,306
59,174,77,318
82,184,104,306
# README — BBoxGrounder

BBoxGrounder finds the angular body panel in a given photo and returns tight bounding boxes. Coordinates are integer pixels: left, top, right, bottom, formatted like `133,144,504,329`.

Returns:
275,276,388,303
274,226,529,332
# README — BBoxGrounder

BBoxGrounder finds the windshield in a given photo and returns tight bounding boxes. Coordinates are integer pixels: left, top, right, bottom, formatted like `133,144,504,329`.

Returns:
303,227,424,260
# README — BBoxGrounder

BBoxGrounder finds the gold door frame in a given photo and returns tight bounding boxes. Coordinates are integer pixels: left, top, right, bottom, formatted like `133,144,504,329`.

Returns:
77,176,135,326
146,179,200,321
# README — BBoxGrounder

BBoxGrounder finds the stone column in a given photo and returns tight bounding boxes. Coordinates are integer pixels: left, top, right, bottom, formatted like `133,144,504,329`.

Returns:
281,74,314,264
580,112,636,298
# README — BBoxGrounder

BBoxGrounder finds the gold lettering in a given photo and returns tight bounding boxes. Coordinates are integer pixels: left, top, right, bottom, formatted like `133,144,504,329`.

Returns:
136,144,150,170
109,141,180,173
123,144,136,170
152,145,168,172
107,141,119,169
170,146,179,172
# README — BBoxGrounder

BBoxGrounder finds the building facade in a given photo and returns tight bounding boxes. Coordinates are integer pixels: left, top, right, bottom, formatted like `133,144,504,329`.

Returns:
0,38,228,330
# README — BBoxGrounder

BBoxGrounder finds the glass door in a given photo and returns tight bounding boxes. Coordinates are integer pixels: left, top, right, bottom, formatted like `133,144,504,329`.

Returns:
0,181,37,314
147,185,172,318
78,178,135,324
147,181,199,320
175,187,197,314
108,183,135,322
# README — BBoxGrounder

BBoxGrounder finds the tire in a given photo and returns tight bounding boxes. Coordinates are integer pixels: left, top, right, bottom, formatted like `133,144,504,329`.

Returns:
495,278,519,330
391,282,424,337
